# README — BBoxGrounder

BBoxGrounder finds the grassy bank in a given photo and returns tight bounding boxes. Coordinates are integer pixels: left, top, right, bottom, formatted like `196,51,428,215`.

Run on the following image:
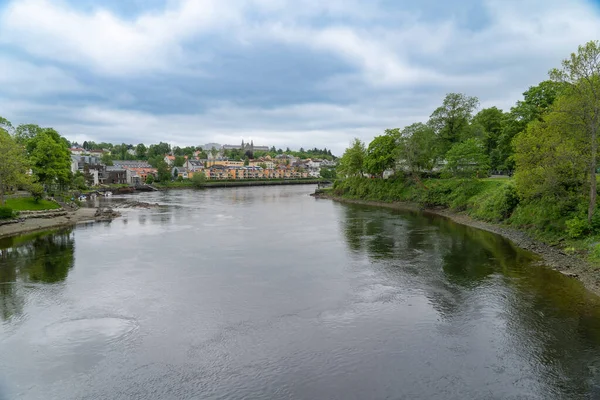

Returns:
4,197,61,211
328,176,600,267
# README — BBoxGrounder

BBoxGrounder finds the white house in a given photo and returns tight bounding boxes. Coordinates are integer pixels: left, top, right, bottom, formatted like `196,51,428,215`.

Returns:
164,155,175,166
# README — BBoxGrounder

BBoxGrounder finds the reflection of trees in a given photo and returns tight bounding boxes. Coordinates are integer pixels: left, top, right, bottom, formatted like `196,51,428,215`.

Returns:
0,229,75,321
338,203,600,398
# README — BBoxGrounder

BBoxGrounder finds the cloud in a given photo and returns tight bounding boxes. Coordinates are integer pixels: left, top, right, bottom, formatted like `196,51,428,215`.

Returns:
0,0,600,154
0,56,82,96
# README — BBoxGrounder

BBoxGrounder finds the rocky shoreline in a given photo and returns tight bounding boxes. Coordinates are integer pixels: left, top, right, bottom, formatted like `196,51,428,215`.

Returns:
0,207,122,239
315,193,600,296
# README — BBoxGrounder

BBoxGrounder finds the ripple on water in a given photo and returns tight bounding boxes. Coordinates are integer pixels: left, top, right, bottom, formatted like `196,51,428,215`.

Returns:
44,316,139,347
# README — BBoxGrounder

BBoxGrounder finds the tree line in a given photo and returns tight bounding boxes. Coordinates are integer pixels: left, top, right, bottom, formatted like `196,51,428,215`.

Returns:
0,120,72,206
338,40,600,227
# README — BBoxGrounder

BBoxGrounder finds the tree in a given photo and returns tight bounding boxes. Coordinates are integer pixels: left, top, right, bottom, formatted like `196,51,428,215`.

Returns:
549,40,600,223
147,142,171,159
443,138,490,178
191,172,206,188
244,157,250,166
513,102,587,205
396,123,438,174
145,174,154,184
135,143,147,159
428,93,479,155
364,132,397,177
101,153,114,166
337,138,366,177
472,107,506,169
173,168,179,179
29,130,72,188
0,117,13,134
320,167,337,179
156,160,171,182
0,130,28,206
174,156,185,167
512,80,566,123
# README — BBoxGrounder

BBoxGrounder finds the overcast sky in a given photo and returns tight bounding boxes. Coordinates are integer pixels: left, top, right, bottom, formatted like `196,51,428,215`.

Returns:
1,0,600,154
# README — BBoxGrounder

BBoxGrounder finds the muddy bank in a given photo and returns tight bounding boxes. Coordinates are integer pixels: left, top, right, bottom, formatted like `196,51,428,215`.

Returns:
315,194,600,296
0,207,121,239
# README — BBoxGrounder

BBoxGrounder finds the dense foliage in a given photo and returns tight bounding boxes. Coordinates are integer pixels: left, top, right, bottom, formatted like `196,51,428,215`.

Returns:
334,41,600,258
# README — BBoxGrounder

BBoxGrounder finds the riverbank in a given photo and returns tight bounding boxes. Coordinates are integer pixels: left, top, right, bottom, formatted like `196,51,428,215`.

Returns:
0,207,121,239
315,192,600,296
153,179,327,190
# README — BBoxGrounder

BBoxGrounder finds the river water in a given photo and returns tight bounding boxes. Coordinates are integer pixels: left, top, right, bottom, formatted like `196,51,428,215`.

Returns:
1,186,600,399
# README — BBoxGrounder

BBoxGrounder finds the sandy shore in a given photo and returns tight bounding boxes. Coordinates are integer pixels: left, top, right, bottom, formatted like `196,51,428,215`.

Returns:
316,194,600,297
0,208,101,239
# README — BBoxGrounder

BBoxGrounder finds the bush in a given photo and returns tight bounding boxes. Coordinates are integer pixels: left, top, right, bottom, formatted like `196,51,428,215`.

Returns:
191,172,207,188
469,181,519,222
29,182,45,203
177,175,184,182
565,217,590,239
0,207,14,220
145,175,155,184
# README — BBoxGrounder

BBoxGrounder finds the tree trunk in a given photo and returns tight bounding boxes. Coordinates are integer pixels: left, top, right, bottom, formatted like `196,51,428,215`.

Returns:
589,127,597,224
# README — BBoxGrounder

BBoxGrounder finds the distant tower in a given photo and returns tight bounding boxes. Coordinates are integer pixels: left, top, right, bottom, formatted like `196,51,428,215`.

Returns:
250,140,254,152
241,139,245,149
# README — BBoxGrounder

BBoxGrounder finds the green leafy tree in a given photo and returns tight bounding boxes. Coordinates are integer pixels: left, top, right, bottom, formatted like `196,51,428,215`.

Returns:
145,174,154,184
397,123,438,174
0,129,28,206
156,160,171,182
428,93,479,155
101,153,114,166
173,168,179,178
191,172,206,188
513,100,587,205
320,167,337,179
73,175,87,190
174,156,185,167
337,138,366,177
472,107,506,169
135,143,147,159
364,132,397,177
512,80,566,123
443,138,490,178
549,40,600,223
29,130,72,188
147,142,171,159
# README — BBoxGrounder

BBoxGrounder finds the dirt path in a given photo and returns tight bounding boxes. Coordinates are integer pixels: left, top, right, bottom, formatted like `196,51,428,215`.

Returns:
316,194,600,296
0,208,101,239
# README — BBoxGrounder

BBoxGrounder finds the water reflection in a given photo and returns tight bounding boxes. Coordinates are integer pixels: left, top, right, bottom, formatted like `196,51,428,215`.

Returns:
340,203,600,399
0,229,74,321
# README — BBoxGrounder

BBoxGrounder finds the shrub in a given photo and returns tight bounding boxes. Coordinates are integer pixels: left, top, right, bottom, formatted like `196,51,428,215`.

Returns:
565,217,590,239
191,172,207,188
145,175,155,184
0,207,14,220
177,175,184,182
469,181,519,222
29,182,45,203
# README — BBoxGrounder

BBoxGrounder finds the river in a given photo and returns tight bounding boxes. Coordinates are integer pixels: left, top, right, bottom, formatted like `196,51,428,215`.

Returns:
1,186,600,399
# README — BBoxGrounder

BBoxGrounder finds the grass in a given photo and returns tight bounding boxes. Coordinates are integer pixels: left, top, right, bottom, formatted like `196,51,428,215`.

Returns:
3,197,61,211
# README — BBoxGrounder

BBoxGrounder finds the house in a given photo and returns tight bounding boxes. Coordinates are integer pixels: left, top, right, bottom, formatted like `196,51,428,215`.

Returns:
125,167,157,184
105,166,127,184
171,167,189,179
204,165,229,180
70,147,85,156
184,160,204,171
89,149,104,156
164,155,176,166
